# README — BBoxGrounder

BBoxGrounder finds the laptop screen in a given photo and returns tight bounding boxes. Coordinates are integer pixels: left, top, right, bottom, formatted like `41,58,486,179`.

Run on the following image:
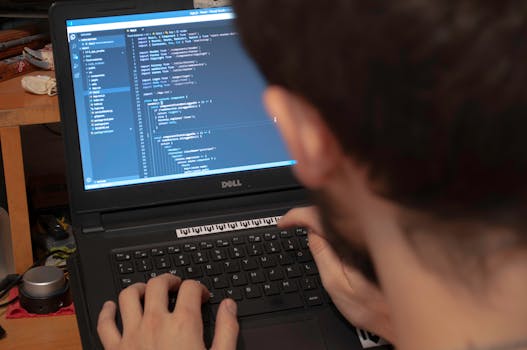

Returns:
65,7,294,191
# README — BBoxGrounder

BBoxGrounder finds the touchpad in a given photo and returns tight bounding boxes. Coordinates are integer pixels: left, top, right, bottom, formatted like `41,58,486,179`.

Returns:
241,319,327,350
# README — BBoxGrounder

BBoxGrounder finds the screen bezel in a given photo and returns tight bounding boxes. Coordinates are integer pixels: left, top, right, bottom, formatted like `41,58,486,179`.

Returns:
50,0,299,215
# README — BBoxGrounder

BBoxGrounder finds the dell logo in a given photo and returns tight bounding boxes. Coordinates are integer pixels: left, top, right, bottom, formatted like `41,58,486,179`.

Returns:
221,180,243,189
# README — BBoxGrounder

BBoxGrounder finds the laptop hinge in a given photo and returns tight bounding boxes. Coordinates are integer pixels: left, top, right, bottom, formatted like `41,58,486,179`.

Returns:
80,213,104,234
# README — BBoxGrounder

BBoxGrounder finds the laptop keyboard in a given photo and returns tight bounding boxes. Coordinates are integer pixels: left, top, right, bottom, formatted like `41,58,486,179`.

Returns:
113,226,330,320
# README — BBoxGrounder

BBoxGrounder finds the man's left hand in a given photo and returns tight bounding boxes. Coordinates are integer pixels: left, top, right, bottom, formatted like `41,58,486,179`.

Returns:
97,274,239,350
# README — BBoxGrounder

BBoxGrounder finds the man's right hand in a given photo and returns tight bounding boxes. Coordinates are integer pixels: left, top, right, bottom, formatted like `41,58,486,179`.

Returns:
279,206,396,344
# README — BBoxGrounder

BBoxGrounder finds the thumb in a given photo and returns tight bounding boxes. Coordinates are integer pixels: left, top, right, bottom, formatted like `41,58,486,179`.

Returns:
309,233,342,272
211,299,239,350
309,232,345,282
278,206,324,235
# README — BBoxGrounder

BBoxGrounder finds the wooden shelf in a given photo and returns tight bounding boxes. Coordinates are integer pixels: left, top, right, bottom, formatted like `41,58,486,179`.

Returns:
0,71,61,272
0,71,60,127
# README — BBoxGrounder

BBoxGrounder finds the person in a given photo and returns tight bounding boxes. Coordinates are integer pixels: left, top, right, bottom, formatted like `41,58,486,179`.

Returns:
96,1,527,349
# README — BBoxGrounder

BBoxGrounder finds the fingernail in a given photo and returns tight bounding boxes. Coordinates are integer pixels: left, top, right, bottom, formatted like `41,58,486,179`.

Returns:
225,299,237,316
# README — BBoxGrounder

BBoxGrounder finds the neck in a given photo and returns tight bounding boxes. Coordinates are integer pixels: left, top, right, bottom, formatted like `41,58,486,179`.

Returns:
322,160,527,350
368,217,527,350
463,339,527,350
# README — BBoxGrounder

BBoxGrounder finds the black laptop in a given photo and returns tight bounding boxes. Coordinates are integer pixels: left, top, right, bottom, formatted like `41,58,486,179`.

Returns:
50,1,390,349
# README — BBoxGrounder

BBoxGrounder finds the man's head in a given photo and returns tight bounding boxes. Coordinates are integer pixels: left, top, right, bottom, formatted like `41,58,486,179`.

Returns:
232,0,527,285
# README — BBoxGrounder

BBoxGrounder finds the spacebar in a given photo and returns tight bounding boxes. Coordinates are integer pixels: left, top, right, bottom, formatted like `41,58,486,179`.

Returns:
237,294,304,317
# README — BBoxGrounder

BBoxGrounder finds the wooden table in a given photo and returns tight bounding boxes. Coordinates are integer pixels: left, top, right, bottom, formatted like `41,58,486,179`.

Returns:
0,71,60,273
1,310,81,349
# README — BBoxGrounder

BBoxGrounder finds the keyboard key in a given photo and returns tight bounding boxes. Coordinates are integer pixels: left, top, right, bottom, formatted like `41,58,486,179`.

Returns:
302,262,318,275
135,259,152,272
232,236,244,245
197,277,212,290
134,250,148,259
204,263,222,276
264,242,280,254
237,294,303,317
192,251,208,264
209,290,223,304
244,285,261,299
295,228,308,236
167,245,181,254
230,272,248,287
300,237,309,249
173,254,190,266
120,277,140,288
248,270,266,284
248,235,262,243
212,275,229,289
300,277,317,291
264,232,278,241
241,258,259,271
168,268,183,278
259,255,277,268
145,271,165,281
155,256,171,269
117,262,134,274
185,266,203,279
279,230,292,238
277,253,293,265
263,282,281,296
225,288,243,301
200,241,214,250
151,248,165,256
285,265,302,278
215,239,230,247
267,267,284,281
282,238,299,251
295,250,313,263
115,252,131,261
229,246,246,259
211,248,228,261
183,243,198,252
224,261,240,273
281,280,298,293
304,291,323,306
247,243,263,256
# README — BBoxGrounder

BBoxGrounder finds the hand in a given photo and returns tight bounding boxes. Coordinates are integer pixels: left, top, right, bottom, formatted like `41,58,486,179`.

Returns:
279,207,396,344
97,274,239,350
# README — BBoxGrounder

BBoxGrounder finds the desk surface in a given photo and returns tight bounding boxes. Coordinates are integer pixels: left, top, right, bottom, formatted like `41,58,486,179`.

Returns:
1,311,81,350
0,71,60,127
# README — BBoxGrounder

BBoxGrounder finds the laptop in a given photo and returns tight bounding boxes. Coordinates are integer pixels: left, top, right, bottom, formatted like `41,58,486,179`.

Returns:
50,1,391,349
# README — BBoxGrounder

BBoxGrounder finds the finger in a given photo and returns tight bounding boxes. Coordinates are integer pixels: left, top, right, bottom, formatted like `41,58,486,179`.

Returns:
211,299,239,350
278,206,324,234
144,274,182,315
308,232,345,282
172,280,210,326
118,282,146,332
97,301,121,349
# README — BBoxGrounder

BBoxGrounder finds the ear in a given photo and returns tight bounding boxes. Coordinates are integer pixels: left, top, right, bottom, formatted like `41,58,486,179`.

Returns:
264,86,343,189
